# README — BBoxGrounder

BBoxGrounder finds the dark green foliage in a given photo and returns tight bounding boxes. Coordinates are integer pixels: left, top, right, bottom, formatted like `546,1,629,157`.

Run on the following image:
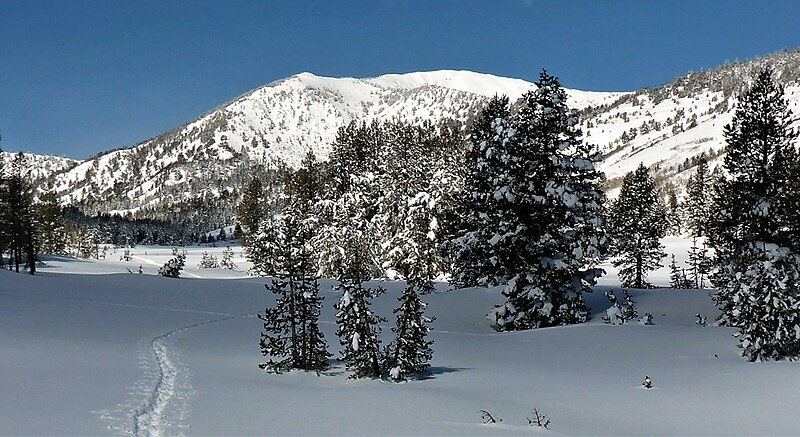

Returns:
258,194,330,373
608,164,667,289
238,176,265,244
334,280,385,379
384,277,435,381
708,68,800,361
36,187,67,255
683,153,711,237
453,70,609,331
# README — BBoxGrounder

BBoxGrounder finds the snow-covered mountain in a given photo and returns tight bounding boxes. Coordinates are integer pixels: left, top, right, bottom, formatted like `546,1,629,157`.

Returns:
17,49,800,221
41,70,623,218
1,151,79,187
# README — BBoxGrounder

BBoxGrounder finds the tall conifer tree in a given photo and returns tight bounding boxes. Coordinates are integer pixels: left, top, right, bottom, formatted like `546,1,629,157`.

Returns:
708,68,800,361
607,164,667,289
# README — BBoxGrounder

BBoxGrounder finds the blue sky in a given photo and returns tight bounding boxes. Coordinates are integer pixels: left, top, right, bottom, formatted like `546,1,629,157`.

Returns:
3,0,800,159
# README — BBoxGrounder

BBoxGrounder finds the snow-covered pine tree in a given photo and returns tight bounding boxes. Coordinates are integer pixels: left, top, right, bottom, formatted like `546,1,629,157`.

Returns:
158,252,185,278
607,163,667,289
259,161,330,373
384,277,435,381
198,251,219,268
447,95,515,287
622,289,638,320
708,68,800,360
220,246,236,269
714,242,800,361
665,184,682,235
334,279,385,379
683,153,711,237
247,215,282,277
487,70,609,331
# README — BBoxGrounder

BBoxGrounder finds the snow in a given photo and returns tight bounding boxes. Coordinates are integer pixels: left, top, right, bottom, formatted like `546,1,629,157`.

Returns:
1,239,799,435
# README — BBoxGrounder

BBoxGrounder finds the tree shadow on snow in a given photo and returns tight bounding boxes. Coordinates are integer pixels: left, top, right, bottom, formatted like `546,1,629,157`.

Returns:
415,366,471,380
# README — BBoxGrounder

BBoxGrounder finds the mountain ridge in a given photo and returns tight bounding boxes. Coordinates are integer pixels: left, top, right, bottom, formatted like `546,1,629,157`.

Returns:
8,49,800,228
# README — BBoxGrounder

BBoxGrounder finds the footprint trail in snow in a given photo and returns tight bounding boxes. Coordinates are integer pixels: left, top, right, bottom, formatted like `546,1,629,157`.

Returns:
130,313,256,437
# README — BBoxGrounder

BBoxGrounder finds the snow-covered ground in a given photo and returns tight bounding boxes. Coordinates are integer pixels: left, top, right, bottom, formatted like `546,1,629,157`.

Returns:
1,240,797,435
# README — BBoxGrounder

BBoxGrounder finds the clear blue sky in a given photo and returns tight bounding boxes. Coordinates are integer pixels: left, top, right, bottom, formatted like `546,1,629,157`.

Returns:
3,0,800,159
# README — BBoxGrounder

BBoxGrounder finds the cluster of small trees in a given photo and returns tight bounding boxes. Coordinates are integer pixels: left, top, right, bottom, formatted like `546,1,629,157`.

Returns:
256,168,434,380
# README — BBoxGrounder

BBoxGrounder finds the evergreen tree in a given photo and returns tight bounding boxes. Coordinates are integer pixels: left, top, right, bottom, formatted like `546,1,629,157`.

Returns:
683,153,711,237
258,166,330,373
686,235,711,289
708,68,800,360
36,186,66,255
220,246,236,269
158,252,185,278
471,70,609,331
669,254,691,289
448,95,515,287
384,276,434,380
6,153,36,273
607,164,667,289
237,177,265,244
334,280,385,379
665,184,682,235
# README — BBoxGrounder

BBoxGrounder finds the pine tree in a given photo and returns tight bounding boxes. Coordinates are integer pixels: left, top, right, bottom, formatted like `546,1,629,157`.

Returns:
686,235,711,289
607,164,667,289
6,153,36,273
158,252,185,278
475,70,609,331
683,153,711,237
448,95,515,287
220,246,236,269
669,254,691,289
258,164,330,373
334,280,385,379
238,176,265,244
384,277,434,380
708,68,800,360
35,186,67,255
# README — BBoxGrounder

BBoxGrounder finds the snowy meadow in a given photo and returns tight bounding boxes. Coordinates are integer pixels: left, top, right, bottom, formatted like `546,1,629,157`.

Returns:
1,241,798,436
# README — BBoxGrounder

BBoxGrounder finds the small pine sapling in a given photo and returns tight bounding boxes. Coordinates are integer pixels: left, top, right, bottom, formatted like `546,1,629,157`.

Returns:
158,253,185,278
640,312,654,325
198,251,219,268
642,375,653,389
622,289,638,321
220,246,237,269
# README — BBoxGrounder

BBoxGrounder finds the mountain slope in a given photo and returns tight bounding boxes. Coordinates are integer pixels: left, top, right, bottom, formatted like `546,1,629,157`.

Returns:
15,49,800,225
45,70,624,220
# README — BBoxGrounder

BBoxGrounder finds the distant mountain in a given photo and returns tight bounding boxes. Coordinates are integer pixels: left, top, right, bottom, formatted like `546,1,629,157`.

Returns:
12,49,800,228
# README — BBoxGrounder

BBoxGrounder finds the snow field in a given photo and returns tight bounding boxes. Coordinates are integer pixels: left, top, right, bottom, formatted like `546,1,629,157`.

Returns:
1,239,798,435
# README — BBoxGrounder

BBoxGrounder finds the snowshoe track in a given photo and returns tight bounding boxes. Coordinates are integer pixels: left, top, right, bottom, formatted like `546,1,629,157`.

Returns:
132,313,256,437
